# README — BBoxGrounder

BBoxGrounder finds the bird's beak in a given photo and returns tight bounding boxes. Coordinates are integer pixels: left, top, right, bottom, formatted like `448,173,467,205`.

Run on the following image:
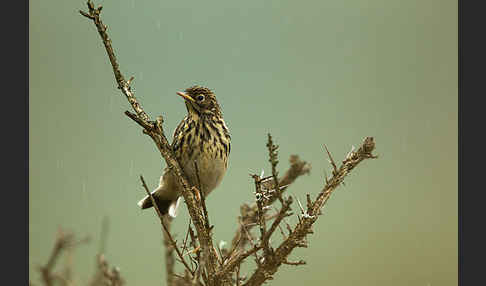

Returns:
177,91,195,102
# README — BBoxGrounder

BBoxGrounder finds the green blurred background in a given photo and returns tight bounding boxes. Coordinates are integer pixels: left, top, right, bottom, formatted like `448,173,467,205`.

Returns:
30,0,457,285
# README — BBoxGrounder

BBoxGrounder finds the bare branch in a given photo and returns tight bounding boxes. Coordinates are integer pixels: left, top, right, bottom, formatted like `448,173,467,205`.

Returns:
218,245,261,276
252,174,270,257
181,219,193,259
140,175,194,277
236,265,241,286
40,228,90,286
229,155,311,255
262,196,293,243
90,254,125,286
80,1,222,282
323,144,338,176
266,133,283,203
98,216,109,255
243,137,377,286
79,1,148,121
162,217,176,286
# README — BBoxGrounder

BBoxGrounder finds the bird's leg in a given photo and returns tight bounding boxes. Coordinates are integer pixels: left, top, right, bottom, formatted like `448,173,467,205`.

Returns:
191,186,201,203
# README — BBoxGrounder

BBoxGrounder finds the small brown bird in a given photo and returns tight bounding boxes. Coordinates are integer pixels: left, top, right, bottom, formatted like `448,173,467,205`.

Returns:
137,86,231,217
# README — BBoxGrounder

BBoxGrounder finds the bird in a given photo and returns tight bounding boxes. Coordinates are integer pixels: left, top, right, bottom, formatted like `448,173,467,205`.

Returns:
137,86,231,217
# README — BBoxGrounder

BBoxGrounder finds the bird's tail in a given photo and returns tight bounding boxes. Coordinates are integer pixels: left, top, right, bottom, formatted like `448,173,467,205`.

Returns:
137,194,182,218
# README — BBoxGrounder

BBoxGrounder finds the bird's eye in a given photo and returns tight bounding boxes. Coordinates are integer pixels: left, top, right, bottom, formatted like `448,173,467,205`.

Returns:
197,95,205,101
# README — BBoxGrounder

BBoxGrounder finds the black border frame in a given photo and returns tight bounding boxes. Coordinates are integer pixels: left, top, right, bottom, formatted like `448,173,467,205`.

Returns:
5,0,28,283
458,0,486,285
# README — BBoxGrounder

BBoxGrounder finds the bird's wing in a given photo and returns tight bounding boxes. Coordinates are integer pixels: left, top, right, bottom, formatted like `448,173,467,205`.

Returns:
170,116,188,150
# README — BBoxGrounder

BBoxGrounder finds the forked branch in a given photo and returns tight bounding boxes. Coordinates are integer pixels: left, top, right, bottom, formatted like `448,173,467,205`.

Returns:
243,137,377,286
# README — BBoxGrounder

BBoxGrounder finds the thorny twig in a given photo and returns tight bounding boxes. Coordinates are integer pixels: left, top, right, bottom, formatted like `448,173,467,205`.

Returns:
89,217,127,286
266,133,283,203
323,144,338,176
229,156,311,255
243,137,377,286
163,216,176,286
252,175,270,257
90,254,125,286
262,197,293,243
140,175,194,276
40,228,90,286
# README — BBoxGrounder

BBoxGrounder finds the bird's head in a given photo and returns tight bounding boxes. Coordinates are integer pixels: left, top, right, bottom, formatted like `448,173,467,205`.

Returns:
177,86,222,118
